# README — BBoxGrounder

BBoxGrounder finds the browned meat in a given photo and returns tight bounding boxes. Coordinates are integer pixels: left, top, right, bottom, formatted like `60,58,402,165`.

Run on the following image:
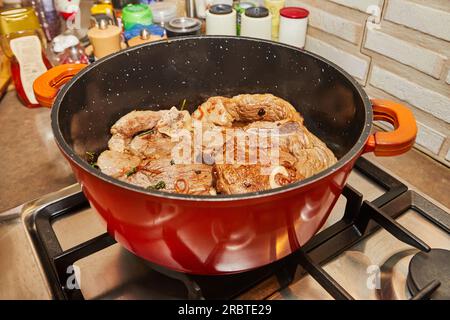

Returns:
125,159,215,195
98,94,336,195
97,150,141,178
192,94,302,127
214,150,300,194
228,94,303,123
213,120,336,194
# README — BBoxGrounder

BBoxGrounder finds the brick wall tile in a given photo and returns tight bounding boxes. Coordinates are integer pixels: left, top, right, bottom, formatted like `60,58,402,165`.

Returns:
329,0,384,13
287,0,366,44
364,28,447,78
370,65,450,123
305,34,369,80
384,0,450,41
415,122,446,154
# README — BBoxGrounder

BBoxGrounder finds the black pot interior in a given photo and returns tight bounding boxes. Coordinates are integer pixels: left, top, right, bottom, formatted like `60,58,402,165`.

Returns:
56,37,368,162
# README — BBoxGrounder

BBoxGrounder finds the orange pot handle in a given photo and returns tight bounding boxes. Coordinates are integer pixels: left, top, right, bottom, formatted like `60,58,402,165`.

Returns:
364,99,417,156
33,64,87,108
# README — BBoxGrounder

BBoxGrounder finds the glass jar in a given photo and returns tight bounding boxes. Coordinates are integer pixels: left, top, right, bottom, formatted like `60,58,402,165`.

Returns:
0,7,52,107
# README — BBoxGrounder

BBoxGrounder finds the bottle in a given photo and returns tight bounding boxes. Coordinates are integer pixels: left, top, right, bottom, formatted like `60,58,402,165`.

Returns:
0,7,52,108
87,19,122,59
235,1,254,35
241,7,271,40
22,0,62,41
205,4,236,36
279,7,309,48
264,0,284,40
52,34,88,64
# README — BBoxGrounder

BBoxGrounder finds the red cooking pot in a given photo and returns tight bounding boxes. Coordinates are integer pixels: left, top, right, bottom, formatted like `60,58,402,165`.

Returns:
33,36,416,274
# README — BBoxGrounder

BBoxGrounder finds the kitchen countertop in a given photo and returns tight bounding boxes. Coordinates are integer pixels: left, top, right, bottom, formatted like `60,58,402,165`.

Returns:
0,91,448,211
0,92,76,212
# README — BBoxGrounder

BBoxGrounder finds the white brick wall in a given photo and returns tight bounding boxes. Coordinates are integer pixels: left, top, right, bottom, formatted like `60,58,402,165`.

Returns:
364,28,448,78
287,0,365,44
415,123,445,155
370,65,450,123
305,35,369,80
384,0,450,42
329,0,383,13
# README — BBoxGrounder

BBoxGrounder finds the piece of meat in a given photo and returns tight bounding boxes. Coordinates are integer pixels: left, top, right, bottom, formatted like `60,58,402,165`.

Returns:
97,150,141,178
192,94,302,127
228,94,303,123
157,106,192,137
108,133,130,153
213,120,336,194
123,159,216,195
214,151,300,194
128,131,175,159
108,107,192,155
192,96,235,127
111,110,162,137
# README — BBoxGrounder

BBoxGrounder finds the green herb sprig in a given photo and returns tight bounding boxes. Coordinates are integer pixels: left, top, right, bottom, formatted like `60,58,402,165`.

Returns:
147,181,166,190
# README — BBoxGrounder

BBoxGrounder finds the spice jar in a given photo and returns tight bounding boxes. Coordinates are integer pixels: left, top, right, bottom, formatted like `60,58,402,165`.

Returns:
205,4,236,36
87,19,122,59
240,7,271,40
235,1,254,35
0,7,52,108
279,7,309,48
165,17,202,38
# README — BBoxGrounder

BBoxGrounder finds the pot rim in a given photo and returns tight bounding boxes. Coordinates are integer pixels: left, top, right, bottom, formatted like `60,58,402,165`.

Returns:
51,35,373,202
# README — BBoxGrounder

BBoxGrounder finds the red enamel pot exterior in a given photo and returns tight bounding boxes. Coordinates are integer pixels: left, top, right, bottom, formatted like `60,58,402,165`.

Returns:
67,153,356,274
34,36,417,274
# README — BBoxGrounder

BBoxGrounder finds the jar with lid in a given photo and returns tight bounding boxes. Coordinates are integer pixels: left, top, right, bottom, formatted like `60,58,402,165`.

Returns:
87,19,122,60
240,7,271,40
149,2,177,27
205,4,236,36
0,7,52,108
279,7,309,48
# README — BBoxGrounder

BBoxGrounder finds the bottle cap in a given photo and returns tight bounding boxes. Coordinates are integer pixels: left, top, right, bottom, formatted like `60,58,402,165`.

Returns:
245,7,269,18
280,7,309,19
209,4,233,15
53,34,80,53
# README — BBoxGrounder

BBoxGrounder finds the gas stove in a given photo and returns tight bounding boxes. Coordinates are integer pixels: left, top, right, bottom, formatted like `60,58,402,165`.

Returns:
3,157,449,300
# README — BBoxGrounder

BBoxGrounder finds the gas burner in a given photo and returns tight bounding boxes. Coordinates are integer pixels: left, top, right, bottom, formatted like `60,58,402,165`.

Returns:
407,249,450,300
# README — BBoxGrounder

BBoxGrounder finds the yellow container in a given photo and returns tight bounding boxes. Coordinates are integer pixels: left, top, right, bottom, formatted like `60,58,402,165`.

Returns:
264,0,285,40
91,3,114,16
0,7,46,58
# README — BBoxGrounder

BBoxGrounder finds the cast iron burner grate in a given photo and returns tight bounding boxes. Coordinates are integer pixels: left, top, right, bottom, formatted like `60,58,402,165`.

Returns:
25,158,450,300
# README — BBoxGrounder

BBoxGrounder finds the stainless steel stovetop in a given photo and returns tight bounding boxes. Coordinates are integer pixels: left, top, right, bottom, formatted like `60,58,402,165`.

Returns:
1,158,449,300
